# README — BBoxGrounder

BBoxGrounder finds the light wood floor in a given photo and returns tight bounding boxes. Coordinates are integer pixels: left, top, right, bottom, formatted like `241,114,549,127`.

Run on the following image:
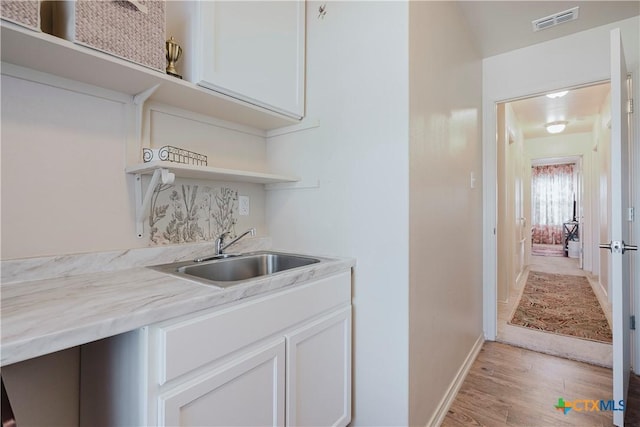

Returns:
442,341,640,427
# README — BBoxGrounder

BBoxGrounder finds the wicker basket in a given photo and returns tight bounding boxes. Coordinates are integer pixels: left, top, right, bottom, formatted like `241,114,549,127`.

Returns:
1,0,41,31
53,0,165,72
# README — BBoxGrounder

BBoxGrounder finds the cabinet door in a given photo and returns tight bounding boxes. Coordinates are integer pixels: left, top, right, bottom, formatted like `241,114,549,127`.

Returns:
159,338,285,427
196,1,305,118
286,307,352,427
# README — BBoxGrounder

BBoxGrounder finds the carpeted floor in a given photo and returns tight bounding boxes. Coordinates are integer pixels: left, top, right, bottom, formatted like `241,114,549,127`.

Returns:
509,271,612,344
531,243,565,257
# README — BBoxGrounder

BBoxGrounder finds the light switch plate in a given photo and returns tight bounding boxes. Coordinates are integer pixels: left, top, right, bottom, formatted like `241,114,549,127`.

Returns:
239,195,250,216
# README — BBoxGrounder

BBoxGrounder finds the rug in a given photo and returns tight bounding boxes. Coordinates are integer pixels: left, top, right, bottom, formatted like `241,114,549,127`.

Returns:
531,243,565,257
508,271,612,343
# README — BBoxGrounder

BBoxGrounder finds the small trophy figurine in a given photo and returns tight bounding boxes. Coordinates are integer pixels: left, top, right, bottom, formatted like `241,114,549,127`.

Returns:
166,36,183,79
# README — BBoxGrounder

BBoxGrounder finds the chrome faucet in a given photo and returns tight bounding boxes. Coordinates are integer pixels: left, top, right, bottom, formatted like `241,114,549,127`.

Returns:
195,228,256,262
214,231,233,255
217,227,256,254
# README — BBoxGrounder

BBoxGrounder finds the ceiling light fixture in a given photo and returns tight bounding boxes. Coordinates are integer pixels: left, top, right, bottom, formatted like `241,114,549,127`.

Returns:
546,90,569,99
545,121,568,134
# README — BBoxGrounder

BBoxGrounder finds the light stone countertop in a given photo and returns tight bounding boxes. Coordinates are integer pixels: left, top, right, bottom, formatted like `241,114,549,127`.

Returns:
1,243,354,367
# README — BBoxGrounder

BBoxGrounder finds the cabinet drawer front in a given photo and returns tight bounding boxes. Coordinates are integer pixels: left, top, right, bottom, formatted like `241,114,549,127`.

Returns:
159,338,285,427
157,271,350,384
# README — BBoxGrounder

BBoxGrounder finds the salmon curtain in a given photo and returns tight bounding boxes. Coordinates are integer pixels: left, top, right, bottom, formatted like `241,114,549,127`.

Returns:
531,163,575,244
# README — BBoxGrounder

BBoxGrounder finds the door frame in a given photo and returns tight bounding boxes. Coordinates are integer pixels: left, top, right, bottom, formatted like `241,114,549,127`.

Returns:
529,154,583,259
481,25,639,373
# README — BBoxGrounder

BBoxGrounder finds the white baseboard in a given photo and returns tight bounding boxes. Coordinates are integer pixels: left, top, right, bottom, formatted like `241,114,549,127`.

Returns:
587,274,612,329
425,334,485,427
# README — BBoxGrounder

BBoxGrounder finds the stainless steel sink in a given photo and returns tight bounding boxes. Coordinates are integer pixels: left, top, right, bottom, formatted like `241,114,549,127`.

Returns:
150,251,321,288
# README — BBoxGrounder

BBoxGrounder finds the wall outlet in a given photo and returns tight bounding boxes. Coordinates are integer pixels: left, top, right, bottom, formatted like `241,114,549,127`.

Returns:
239,195,250,216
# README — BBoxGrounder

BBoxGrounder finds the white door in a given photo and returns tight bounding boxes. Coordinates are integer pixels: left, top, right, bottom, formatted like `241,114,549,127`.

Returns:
576,160,584,269
605,28,636,427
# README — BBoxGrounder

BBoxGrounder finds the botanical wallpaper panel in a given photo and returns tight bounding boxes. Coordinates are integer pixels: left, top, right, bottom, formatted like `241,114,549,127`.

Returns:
149,183,238,245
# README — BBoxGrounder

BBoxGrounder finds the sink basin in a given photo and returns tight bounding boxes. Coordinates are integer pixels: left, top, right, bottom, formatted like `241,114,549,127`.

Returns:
151,251,321,288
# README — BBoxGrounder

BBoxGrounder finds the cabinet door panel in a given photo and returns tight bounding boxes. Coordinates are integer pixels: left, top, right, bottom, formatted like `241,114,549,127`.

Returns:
286,308,352,427
160,339,285,427
197,1,305,118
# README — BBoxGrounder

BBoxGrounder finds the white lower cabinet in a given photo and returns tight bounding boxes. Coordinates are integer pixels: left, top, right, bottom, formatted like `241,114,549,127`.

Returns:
159,338,285,427
80,270,351,427
286,308,351,427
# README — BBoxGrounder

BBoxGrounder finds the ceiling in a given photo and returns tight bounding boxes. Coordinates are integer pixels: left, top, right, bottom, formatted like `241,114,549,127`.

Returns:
455,1,640,58
454,2,638,141
508,83,611,139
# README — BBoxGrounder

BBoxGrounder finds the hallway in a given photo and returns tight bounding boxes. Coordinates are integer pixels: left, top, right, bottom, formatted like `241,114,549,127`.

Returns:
442,342,640,426
497,254,612,367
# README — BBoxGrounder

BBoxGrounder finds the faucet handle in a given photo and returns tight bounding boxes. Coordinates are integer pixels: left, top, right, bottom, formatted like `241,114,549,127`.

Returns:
215,231,231,254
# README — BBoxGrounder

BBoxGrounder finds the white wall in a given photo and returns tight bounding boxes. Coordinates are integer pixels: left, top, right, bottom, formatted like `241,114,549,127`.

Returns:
0,77,269,260
0,75,136,259
268,2,482,425
408,2,483,425
482,16,640,340
266,2,410,425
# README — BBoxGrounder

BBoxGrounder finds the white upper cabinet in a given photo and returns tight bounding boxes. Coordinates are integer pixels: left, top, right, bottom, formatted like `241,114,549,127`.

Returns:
169,1,306,119
0,22,300,131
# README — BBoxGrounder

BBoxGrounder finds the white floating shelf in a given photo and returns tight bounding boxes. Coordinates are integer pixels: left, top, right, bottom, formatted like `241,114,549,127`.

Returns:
0,22,299,131
126,162,299,185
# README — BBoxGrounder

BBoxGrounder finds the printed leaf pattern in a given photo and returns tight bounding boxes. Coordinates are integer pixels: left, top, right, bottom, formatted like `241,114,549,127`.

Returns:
149,184,171,244
148,184,238,245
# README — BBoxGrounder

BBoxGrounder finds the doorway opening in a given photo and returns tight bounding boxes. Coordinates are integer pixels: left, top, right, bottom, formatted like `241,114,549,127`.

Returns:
494,82,614,367
530,159,579,259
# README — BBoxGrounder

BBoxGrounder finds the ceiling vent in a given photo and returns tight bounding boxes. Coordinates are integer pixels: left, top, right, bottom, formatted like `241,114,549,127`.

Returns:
532,6,579,32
